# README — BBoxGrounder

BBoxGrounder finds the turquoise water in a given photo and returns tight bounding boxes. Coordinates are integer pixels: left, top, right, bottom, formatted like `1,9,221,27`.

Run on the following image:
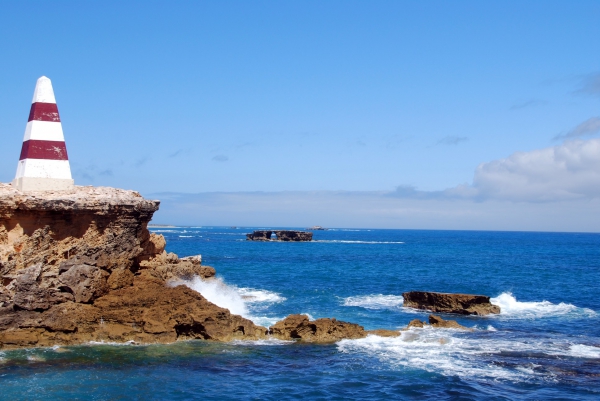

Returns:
1,228,599,400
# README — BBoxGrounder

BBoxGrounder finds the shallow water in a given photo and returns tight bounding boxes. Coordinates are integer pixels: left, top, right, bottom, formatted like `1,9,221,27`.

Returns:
1,228,599,400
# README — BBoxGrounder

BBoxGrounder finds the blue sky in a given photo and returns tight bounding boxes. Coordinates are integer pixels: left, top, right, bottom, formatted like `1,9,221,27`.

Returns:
1,1,599,230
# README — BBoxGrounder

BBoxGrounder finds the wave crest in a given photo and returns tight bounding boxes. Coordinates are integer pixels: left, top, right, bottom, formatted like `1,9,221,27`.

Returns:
491,292,597,319
175,276,285,326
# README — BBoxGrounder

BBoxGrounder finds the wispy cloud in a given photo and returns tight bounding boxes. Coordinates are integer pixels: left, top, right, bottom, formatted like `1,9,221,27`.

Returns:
168,149,184,158
510,99,546,110
553,117,600,140
134,157,149,168
73,164,114,182
435,136,468,146
576,72,600,97
212,154,229,162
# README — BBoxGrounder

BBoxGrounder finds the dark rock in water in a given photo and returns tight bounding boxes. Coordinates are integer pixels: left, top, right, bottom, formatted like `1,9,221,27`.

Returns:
246,230,313,242
428,314,472,331
406,319,425,328
269,314,366,342
402,291,500,316
401,315,472,331
246,230,273,241
275,230,313,241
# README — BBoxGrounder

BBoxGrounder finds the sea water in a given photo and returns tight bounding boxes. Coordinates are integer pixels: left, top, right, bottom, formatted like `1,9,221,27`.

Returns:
1,228,598,400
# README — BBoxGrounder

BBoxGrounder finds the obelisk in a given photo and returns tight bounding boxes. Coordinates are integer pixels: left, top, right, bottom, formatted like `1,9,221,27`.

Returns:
12,76,74,191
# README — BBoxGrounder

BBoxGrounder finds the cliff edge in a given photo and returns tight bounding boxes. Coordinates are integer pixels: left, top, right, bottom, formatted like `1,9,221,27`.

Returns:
0,184,267,349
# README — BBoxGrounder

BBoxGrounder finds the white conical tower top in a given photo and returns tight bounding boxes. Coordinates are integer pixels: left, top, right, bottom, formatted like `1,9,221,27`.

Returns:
12,76,74,192
31,76,56,104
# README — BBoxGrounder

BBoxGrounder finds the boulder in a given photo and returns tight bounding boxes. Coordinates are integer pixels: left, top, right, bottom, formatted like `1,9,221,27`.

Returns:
402,291,500,315
406,319,425,328
428,314,472,331
269,314,367,342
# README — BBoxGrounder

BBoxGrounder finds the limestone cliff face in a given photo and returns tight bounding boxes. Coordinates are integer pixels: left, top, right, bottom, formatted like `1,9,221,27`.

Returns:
0,184,266,349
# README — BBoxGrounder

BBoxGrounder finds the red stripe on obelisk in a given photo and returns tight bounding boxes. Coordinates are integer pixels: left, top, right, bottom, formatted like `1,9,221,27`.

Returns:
19,140,69,160
28,102,60,122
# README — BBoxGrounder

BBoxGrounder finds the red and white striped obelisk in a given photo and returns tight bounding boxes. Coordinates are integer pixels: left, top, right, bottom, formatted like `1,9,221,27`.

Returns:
12,76,74,191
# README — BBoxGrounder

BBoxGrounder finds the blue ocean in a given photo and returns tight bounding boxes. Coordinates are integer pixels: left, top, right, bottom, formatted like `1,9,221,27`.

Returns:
1,228,599,400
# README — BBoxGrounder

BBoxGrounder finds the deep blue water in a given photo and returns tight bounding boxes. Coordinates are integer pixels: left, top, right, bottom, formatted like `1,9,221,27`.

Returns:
1,228,599,400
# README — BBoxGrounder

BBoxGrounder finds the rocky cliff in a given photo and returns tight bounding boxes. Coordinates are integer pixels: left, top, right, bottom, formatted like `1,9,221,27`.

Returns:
0,184,267,349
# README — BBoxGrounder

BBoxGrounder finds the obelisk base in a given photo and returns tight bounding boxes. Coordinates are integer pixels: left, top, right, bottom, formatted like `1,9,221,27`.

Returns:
12,177,75,192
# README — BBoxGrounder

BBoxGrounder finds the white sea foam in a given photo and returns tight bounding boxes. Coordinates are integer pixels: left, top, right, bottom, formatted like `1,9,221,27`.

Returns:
491,292,597,319
179,235,194,238
342,294,405,310
564,344,600,358
231,338,294,346
178,277,285,326
338,327,599,382
87,340,138,346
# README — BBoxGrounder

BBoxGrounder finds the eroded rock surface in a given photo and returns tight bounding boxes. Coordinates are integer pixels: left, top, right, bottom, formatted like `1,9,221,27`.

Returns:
269,314,367,342
0,184,266,349
401,315,472,331
402,291,500,316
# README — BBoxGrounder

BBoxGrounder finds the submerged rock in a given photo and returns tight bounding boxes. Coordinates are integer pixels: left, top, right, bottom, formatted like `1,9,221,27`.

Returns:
402,291,500,316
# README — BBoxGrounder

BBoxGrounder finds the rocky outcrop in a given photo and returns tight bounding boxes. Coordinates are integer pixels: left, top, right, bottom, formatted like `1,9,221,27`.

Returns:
246,230,272,241
402,315,472,331
428,314,472,331
269,314,367,342
246,230,313,242
0,184,266,349
402,291,500,316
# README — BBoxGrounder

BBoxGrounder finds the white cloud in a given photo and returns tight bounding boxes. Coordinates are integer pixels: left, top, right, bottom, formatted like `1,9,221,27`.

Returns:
468,138,600,201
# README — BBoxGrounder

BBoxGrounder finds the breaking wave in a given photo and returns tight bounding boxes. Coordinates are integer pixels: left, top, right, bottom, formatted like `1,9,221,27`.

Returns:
491,292,597,319
177,276,286,327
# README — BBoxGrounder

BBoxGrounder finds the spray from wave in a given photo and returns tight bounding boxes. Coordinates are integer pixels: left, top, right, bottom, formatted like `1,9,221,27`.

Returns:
173,276,286,327
342,294,405,310
490,292,597,319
